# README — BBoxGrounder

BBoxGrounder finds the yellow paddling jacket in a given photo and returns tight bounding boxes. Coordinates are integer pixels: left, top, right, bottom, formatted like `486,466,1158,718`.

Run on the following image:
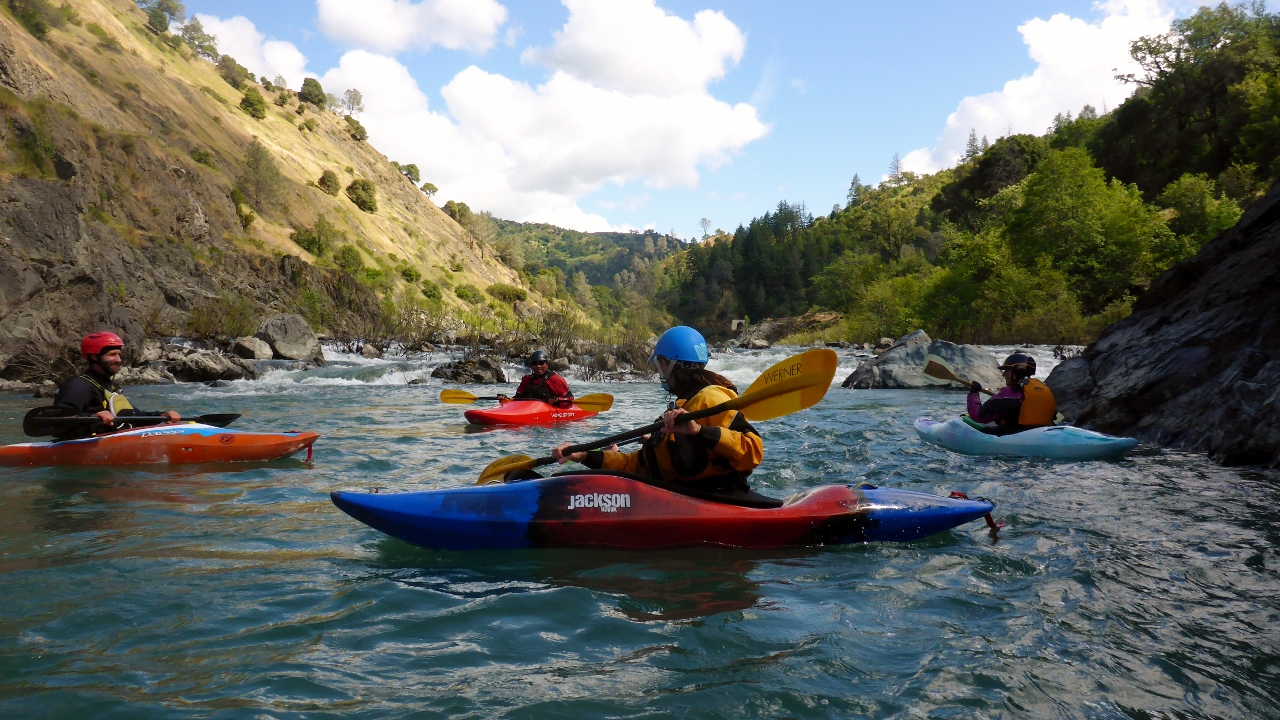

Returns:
582,384,764,490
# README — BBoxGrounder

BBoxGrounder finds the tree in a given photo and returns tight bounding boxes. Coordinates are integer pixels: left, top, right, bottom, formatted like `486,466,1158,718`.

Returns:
179,18,218,59
846,173,865,207
398,163,420,183
317,169,341,196
216,55,251,90
239,88,266,119
145,6,168,33
325,92,342,113
333,245,363,274
237,138,284,211
571,271,597,313
299,77,325,106
345,179,377,213
344,115,367,141
138,0,184,29
1157,173,1242,247
341,88,364,115
699,218,711,239
421,182,438,199
272,74,288,90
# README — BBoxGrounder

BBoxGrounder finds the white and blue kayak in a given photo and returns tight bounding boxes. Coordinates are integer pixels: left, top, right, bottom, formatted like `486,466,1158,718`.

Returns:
914,417,1137,461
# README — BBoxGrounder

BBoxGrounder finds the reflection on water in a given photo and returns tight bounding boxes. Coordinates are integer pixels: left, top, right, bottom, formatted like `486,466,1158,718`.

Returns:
0,345,1278,718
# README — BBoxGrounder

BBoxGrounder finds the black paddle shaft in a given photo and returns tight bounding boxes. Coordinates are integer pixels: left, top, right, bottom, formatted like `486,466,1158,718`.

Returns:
22,410,241,437
530,401,731,466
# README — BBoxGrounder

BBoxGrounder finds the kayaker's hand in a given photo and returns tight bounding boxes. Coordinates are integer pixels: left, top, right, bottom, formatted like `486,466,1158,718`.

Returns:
162,411,181,422
497,394,509,401
661,408,700,435
93,410,116,427
553,442,586,464
970,381,982,393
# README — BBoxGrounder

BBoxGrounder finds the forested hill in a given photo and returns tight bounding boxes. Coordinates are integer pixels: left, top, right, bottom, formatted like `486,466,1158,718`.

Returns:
653,2,1279,344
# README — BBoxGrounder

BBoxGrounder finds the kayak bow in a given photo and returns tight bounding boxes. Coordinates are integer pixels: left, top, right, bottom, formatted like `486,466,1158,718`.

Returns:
0,423,319,466
464,399,597,426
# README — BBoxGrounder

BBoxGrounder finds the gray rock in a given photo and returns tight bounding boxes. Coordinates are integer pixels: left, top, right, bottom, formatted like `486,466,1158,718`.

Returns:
231,336,273,360
0,379,34,392
360,344,383,359
138,340,164,363
115,365,176,386
841,329,1003,390
256,313,324,364
1047,180,1280,467
165,350,245,382
33,380,56,398
593,352,617,371
408,377,429,385
551,356,571,372
431,356,507,384
741,338,771,350
875,337,894,349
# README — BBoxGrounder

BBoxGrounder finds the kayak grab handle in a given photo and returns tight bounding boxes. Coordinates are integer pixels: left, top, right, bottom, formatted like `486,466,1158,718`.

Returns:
949,490,1004,532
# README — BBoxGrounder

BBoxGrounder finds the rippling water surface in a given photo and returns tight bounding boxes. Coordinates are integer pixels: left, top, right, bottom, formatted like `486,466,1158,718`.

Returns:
1,346,1277,718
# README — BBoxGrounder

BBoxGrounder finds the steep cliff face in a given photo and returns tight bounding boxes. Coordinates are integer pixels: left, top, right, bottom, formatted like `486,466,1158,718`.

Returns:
0,0,519,379
1047,182,1280,467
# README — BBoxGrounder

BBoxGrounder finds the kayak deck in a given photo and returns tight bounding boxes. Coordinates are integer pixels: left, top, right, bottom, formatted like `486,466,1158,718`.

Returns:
331,472,995,551
0,423,319,466
915,416,1137,460
464,399,596,426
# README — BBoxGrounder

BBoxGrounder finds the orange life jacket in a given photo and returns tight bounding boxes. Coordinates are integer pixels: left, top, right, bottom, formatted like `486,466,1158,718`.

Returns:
1018,378,1056,427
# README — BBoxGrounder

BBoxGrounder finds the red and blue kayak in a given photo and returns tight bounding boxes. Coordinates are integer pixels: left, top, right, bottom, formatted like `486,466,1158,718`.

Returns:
464,400,596,426
0,423,318,466
330,472,996,551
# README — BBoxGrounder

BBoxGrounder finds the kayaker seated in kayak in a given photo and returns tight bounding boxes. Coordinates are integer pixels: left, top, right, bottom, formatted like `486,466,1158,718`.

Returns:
967,352,1056,435
52,332,180,438
498,350,574,408
552,326,763,491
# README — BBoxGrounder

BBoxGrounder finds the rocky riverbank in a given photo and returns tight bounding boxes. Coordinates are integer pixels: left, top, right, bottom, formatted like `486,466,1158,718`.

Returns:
1047,181,1280,467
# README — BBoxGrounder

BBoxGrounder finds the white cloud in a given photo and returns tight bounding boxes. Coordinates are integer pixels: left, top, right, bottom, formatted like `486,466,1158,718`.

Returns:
320,1,767,231
196,14,309,88
522,0,745,96
316,0,508,55
900,0,1180,175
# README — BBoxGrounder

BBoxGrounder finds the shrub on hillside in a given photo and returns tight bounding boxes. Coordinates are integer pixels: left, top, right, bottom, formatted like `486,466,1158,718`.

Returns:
236,138,284,211
400,266,422,283
333,245,363,274
455,283,483,304
186,294,258,340
291,215,344,257
239,88,267,119
442,200,471,224
190,148,214,167
8,0,64,38
87,22,121,51
345,179,377,213
273,91,289,107
300,77,325,106
486,283,527,303
344,115,367,141
421,279,442,302
317,169,341,196
217,54,252,90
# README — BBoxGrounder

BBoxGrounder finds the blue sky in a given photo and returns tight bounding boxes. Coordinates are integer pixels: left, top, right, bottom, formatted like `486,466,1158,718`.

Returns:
184,0,1204,238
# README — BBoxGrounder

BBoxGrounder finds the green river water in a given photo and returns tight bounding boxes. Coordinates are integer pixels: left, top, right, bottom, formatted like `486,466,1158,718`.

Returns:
0,346,1277,718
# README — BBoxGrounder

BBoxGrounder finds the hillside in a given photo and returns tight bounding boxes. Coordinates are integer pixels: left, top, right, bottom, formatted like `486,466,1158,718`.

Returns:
0,0,523,379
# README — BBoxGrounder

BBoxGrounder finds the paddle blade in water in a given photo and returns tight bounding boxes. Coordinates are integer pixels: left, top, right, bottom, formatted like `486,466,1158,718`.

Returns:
573,393,614,413
477,454,536,485
440,389,480,404
23,406,80,437
194,414,241,428
738,348,839,421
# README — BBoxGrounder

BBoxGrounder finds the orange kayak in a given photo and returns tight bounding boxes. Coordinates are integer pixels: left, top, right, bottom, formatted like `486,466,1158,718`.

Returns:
464,399,597,426
0,423,318,466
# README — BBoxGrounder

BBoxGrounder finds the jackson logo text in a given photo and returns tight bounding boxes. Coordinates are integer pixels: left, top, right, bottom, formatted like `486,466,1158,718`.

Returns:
567,493,631,513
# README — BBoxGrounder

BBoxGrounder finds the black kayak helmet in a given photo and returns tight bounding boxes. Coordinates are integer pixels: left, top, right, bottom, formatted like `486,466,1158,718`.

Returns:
999,352,1036,379
527,349,550,366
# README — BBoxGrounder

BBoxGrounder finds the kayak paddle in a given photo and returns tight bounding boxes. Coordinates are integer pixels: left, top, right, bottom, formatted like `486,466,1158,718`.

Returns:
921,354,994,396
440,389,615,412
23,407,242,437
476,348,839,484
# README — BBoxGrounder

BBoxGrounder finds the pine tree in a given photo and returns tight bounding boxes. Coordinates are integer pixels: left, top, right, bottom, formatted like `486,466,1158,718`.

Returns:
964,128,980,162
846,173,863,207
980,135,990,153
888,153,903,182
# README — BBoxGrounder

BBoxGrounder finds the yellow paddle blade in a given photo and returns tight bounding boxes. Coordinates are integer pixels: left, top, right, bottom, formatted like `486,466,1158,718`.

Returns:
573,393,614,413
439,389,480,404
738,348,839,421
477,454,536,485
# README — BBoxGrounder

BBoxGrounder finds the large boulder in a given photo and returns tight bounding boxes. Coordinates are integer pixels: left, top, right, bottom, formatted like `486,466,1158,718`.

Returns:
255,314,324,364
165,350,247,383
1047,181,1280,467
115,364,176,386
841,330,1003,390
734,311,842,346
431,356,507,384
230,336,273,360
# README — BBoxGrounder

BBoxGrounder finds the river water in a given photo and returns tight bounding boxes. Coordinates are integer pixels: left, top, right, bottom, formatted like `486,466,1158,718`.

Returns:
1,345,1277,718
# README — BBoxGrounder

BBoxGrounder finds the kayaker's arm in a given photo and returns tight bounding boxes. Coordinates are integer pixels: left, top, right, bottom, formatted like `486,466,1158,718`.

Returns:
681,392,763,473
546,374,574,408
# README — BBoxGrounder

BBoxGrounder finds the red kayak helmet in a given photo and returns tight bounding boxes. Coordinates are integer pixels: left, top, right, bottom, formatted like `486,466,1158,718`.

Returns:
81,332,124,360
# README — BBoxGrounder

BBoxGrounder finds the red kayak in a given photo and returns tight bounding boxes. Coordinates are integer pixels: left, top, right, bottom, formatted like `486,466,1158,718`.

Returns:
464,400,597,426
0,423,318,466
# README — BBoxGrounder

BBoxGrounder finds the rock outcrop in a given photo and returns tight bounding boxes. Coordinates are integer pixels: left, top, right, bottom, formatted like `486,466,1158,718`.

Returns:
255,314,324,365
231,337,273,360
841,330,1003,390
1047,182,1280,467
431,356,507,384
733,311,842,346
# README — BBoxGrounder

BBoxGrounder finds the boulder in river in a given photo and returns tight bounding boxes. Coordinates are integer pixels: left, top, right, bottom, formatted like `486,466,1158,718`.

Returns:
431,356,507,384
115,365,176,386
360,344,383,359
841,330,1003,390
1047,181,1280,467
255,314,324,365
165,350,247,383
230,336,273,360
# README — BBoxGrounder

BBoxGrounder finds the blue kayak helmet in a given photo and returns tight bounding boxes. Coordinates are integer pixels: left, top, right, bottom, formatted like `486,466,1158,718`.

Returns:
648,326,709,391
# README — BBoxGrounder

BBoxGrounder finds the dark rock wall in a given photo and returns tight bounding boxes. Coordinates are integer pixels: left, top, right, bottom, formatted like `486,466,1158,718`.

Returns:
1047,182,1280,467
